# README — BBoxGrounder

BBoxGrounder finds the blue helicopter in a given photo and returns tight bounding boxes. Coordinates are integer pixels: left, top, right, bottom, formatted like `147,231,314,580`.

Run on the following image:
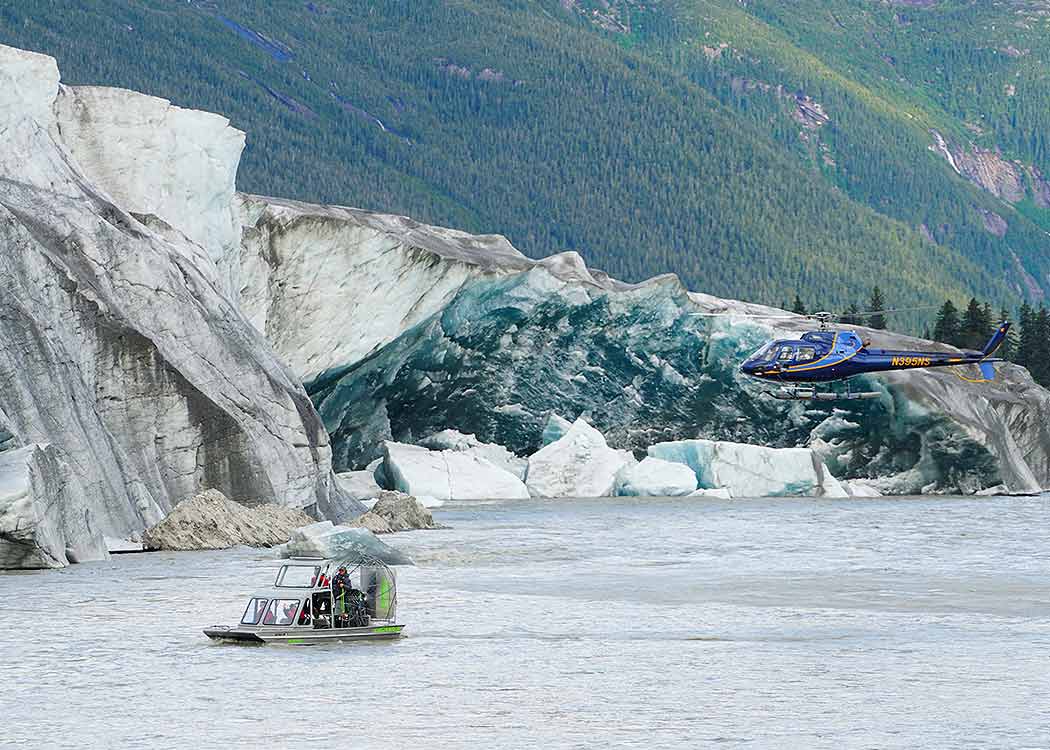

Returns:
730,312,1010,401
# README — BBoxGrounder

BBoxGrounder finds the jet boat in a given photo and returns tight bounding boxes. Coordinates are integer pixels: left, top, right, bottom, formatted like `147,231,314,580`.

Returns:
204,555,404,644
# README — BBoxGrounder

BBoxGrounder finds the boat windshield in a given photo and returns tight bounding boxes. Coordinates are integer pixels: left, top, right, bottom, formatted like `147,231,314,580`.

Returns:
275,565,321,588
241,598,269,625
265,599,301,626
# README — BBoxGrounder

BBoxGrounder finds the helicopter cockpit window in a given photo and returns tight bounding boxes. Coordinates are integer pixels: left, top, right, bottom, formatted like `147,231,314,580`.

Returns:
796,346,817,362
776,346,797,362
745,342,775,363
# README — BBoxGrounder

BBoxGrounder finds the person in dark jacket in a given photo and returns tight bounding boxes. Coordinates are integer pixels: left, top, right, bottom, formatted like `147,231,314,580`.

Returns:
331,566,353,627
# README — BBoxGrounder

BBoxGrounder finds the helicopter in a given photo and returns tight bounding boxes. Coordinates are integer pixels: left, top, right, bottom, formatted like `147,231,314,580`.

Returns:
696,309,1010,401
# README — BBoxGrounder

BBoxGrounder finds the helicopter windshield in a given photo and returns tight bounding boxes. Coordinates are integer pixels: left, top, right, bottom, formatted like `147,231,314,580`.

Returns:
744,342,777,364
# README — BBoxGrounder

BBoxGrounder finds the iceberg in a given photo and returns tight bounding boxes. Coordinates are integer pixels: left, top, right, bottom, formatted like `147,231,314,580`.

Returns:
383,441,530,500
688,487,733,500
615,457,698,497
280,521,412,566
526,418,635,498
418,429,527,479
649,439,846,498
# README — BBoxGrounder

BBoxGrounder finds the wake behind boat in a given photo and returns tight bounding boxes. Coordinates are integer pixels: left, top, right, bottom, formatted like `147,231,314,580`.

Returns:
204,555,404,645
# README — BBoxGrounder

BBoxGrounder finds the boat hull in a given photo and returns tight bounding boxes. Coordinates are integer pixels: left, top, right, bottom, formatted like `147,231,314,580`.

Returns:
204,623,404,645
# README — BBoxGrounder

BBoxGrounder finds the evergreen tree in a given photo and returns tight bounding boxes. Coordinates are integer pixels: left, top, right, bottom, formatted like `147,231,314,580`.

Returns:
841,303,862,326
791,294,807,315
932,300,961,346
999,306,1017,360
1016,302,1035,369
867,286,886,330
1032,307,1050,387
960,297,989,350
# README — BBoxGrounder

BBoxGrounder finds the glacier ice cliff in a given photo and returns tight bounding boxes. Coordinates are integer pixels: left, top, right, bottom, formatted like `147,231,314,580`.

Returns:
0,45,355,567
236,195,1050,496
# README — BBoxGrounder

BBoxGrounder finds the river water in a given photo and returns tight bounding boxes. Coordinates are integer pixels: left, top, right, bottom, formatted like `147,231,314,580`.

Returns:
3,495,1049,749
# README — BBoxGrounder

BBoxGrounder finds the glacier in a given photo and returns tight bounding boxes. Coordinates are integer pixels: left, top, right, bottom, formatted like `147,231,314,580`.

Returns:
286,204,1050,496
5,36,1050,568
0,44,357,567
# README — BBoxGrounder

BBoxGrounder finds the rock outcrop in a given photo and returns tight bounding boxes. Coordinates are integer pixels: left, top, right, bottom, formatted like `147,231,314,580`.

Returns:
382,441,530,500
526,419,635,498
350,490,443,533
142,489,313,551
0,44,356,568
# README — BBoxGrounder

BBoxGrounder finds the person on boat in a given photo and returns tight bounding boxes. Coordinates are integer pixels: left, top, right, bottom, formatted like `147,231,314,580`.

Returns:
332,566,353,627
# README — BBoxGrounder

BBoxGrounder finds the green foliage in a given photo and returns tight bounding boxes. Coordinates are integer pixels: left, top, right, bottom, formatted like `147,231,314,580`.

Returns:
933,300,961,348
1,0,1048,315
867,286,886,330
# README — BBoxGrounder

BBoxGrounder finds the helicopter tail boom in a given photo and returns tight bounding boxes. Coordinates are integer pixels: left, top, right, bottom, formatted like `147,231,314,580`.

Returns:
981,322,1010,358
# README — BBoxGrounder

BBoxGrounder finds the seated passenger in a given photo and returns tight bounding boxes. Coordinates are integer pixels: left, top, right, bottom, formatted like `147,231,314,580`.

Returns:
298,599,311,626
278,601,298,626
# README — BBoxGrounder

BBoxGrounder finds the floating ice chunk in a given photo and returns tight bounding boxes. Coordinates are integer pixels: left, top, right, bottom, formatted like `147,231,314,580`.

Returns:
526,418,634,498
383,441,530,500
687,487,732,500
615,457,697,497
845,481,882,498
649,438,845,498
419,429,527,479
281,521,412,565
0,444,108,568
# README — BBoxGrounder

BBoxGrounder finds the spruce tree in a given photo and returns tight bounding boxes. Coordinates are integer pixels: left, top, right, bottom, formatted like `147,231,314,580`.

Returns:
960,297,987,350
1017,302,1035,369
841,303,862,326
932,300,960,346
792,294,807,315
867,286,886,330
1033,307,1050,387
999,306,1017,360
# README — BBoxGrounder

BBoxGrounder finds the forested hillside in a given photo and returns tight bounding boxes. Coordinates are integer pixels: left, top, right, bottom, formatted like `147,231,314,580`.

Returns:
3,0,1049,328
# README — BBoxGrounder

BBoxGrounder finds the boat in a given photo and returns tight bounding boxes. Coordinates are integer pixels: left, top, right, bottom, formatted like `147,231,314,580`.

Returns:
203,554,405,644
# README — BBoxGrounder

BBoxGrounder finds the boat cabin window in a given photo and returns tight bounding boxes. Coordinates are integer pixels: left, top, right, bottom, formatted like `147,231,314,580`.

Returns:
241,598,269,625
261,599,301,626
275,565,321,588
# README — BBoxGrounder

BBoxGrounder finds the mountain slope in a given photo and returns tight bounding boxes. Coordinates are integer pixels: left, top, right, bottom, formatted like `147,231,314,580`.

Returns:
2,0,1047,318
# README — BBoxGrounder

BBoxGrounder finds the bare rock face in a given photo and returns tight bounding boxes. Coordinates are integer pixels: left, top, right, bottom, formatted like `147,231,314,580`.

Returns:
0,44,357,567
142,489,313,551
351,490,443,533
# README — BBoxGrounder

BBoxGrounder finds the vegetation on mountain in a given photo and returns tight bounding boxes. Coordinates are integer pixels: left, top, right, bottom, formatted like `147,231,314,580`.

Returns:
2,0,1049,332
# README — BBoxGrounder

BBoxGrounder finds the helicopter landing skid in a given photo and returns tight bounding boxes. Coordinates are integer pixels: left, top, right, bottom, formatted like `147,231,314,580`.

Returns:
767,385,880,401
